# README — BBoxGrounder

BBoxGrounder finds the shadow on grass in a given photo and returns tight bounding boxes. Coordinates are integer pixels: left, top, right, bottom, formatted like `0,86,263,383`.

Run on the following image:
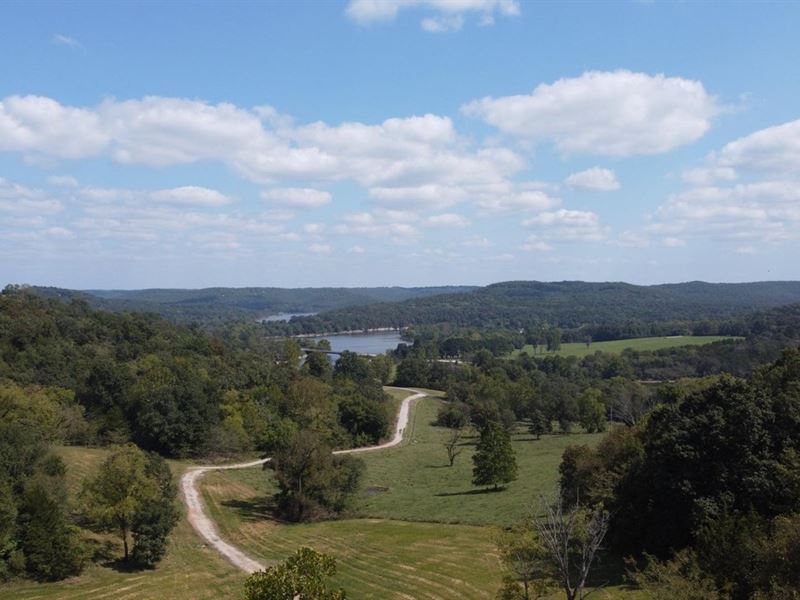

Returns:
424,464,452,469
435,487,507,497
103,558,152,573
221,496,275,522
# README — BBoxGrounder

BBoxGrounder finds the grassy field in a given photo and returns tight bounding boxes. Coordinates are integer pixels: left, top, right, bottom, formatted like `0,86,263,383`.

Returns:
512,335,738,359
204,391,641,599
223,393,606,526
3,392,642,600
361,394,607,525
202,468,503,599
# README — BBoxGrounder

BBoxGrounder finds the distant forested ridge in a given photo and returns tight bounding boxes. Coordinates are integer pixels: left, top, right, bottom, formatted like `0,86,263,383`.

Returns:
26,285,477,326
263,280,800,335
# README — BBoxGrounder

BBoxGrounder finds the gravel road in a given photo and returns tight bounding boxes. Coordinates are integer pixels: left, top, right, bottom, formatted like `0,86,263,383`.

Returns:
180,388,426,573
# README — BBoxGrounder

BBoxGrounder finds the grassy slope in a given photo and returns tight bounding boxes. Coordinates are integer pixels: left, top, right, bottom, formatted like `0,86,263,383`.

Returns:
513,335,738,359
209,393,642,599
4,393,643,599
224,393,606,527
359,394,607,526
202,469,502,599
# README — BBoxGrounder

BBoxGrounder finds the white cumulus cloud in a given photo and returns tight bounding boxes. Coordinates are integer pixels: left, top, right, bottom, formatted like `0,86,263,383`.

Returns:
0,95,109,159
476,187,560,213
717,118,800,173
345,0,519,32
564,167,620,191
649,181,800,242
463,70,719,156
368,184,467,209
334,211,420,242
151,186,234,207
261,188,331,208
0,178,63,216
520,235,553,252
0,95,525,206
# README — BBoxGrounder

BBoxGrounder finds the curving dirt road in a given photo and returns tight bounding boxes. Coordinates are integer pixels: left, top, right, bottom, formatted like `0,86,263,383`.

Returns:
180,388,426,574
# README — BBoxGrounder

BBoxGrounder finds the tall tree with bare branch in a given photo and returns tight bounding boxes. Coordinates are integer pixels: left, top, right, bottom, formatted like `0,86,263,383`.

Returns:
533,495,609,600
442,427,464,467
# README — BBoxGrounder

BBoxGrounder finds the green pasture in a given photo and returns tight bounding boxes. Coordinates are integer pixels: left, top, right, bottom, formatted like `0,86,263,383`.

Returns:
3,392,643,600
513,335,739,359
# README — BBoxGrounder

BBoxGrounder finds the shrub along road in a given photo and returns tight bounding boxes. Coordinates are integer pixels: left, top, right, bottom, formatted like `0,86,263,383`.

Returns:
180,388,427,573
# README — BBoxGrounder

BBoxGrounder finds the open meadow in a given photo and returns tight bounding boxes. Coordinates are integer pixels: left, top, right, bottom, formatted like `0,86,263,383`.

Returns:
220,393,607,526
207,392,642,599
512,335,739,359
2,393,643,600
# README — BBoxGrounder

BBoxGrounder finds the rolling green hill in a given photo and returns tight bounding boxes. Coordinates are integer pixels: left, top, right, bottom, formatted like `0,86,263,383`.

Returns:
264,280,800,334
24,284,477,325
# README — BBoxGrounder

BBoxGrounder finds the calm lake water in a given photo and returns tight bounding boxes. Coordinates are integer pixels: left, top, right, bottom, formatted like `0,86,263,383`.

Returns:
310,331,404,355
259,312,317,322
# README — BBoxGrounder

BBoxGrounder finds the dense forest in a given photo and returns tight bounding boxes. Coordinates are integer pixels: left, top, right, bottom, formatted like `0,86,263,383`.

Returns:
28,285,476,327
0,286,397,457
263,280,800,335
560,350,800,599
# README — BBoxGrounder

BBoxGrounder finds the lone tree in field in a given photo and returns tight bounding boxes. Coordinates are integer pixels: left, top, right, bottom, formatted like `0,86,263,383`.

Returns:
244,547,345,600
270,430,365,522
442,428,464,467
472,422,518,491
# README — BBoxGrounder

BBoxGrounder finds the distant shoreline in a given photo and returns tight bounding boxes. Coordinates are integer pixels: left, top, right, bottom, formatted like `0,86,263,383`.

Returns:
293,327,406,338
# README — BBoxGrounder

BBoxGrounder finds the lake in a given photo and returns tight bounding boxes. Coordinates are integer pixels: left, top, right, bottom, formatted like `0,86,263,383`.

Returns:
309,331,404,355
259,312,317,322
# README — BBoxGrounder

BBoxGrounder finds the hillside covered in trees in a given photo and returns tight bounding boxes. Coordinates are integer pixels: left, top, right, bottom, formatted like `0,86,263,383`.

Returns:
27,285,476,327
0,287,396,458
264,280,800,335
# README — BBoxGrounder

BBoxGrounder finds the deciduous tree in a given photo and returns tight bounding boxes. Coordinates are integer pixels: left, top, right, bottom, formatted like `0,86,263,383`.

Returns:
130,453,178,567
81,444,159,561
244,547,345,600
576,388,606,433
533,496,609,600
270,430,364,522
443,428,464,467
495,523,554,599
472,422,518,491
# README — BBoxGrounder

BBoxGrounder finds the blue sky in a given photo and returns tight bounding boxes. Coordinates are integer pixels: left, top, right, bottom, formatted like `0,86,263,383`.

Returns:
1,0,799,289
